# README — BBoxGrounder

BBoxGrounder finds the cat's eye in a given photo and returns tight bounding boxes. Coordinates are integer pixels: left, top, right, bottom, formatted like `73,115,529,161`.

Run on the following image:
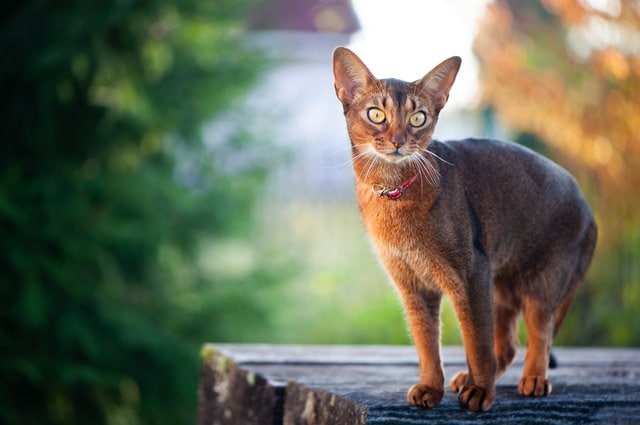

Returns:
409,112,427,127
367,108,386,124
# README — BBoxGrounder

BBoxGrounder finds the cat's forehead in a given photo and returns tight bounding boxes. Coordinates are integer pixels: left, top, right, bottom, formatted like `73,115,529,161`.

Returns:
372,78,423,108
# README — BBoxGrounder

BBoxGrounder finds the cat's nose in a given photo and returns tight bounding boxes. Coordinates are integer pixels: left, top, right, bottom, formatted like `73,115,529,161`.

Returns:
391,135,406,148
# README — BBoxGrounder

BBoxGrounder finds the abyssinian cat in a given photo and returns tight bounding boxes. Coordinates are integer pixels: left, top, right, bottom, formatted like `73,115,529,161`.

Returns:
332,47,597,412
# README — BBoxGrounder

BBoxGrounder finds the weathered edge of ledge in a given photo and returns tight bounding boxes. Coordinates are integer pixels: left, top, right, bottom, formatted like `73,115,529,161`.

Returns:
198,345,285,425
198,344,368,425
198,344,640,425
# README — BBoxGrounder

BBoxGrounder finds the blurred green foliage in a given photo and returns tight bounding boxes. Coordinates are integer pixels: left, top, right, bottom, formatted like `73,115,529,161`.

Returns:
255,202,464,347
3,0,636,422
0,0,285,423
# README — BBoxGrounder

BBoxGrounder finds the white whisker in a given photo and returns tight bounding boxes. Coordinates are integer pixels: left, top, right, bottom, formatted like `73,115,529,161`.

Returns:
362,153,380,182
330,143,370,155
326,145,369,169
423,147,454,166
410,154,426,194
324,157,356,176
325,144,377,181
411,151,440,187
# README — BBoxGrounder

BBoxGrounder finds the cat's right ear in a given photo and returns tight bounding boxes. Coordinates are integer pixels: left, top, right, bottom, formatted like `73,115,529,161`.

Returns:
417,56,462,112
332,47,376,110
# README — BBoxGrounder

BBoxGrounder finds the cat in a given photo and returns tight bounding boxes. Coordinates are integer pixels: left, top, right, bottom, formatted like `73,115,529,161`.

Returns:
332,47,597,412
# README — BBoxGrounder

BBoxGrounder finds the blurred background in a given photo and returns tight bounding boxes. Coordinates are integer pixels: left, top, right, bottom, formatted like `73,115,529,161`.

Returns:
1,0,638,423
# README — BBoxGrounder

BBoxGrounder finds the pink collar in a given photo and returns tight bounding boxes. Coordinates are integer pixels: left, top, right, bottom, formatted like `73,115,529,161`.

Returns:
371,174,419,200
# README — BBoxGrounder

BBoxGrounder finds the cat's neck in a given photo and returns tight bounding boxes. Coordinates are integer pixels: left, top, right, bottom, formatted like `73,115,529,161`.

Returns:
351,150,442,206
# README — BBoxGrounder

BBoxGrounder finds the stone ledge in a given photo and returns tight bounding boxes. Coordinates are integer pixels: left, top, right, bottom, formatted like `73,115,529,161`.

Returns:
198,344,640,424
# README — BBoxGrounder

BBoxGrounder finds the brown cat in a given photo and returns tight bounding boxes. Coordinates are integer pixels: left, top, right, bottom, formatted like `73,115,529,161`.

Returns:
332,47,597,412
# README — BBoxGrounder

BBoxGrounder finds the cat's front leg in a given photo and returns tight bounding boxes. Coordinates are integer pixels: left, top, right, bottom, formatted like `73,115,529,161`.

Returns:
403,287,445,409
446,271,497,412
382,256,445,409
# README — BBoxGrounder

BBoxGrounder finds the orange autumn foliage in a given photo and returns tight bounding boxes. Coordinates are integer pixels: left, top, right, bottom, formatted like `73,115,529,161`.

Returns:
474,0,640,246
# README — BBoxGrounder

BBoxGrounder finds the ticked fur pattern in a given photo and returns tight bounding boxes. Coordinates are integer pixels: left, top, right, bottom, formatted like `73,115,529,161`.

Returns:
332,47,597,412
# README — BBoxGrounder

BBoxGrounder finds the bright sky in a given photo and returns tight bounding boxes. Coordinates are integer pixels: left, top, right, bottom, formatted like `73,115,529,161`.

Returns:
348,0,492,108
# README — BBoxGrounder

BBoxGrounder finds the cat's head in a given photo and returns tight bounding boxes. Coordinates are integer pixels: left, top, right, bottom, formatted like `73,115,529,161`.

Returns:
332,47,460,166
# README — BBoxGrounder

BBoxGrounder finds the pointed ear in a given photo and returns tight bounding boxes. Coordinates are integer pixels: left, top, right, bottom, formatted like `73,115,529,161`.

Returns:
416,56,461,111
332,47,377,109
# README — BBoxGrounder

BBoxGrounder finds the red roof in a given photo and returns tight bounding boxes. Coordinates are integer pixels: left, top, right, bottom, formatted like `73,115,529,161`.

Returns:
247,0,359,34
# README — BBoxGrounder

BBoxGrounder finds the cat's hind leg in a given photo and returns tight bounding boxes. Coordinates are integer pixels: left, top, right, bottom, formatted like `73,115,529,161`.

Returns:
519,299,554,396
553,220,597,338
493,282,522,377
519,219,597,397
494,303,520,376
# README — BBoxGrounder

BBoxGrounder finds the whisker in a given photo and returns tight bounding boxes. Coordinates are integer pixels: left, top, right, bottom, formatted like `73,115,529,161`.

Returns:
413,152,440,187
410,154,426,194
417,157,435,188
331,143,370,155
362,154,379,183
327,146,370,168
324,157,356,174
325,144,377,180
355,158,374,178
350,148,374,181
422,147,454,166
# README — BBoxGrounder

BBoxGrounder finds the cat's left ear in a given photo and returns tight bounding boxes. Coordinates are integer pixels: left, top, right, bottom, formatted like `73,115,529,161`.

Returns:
332,47,377,110
416,56,461,111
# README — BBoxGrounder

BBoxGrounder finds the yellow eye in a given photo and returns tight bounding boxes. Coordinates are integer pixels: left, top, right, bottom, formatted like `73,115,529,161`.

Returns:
367,108,386,124
409,112,427,127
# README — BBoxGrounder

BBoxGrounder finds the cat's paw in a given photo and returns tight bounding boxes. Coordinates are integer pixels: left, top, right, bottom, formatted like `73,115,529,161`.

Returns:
449,371,468,393
450,371,494,412
518,375,552,397
457,384,495,412
407,383,444,409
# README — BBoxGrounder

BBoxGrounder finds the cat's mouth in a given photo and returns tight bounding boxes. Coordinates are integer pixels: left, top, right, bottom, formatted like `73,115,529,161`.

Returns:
381,148,412,163
387,151,404,162
361,144,414,164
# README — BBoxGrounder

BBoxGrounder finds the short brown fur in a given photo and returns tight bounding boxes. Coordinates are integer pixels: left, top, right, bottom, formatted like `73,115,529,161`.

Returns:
332,47,597,412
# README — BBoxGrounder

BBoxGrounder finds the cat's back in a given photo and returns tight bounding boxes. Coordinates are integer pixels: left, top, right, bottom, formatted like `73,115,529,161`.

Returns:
437,138,560,173
429,138,594,261
432,138,579,202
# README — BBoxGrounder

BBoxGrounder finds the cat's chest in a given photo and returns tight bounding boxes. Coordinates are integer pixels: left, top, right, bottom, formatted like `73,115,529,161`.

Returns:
357,186,463,288
359,197,433,262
